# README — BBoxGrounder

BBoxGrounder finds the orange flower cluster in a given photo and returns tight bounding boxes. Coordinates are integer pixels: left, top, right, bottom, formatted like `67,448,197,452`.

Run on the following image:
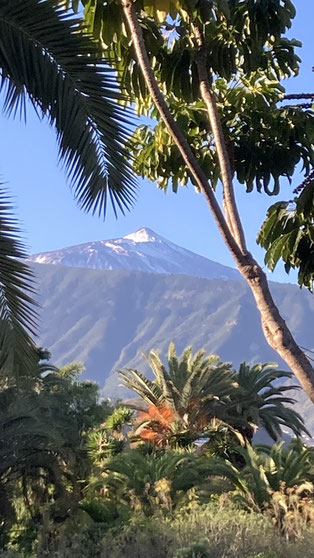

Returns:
138,404,175,447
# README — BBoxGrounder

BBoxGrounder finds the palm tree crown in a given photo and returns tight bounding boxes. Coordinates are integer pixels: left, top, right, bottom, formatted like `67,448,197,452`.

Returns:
119,344,308,447
229,362,307,442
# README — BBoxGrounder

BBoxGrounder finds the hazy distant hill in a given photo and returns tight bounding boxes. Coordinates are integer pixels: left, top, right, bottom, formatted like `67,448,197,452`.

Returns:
29,227,239,280
29,227,314,435
32,262,314,432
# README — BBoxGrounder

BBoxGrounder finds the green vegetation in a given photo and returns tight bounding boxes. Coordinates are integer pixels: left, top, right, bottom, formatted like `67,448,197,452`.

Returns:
120,344,306,446
258,185,314,291
1,344,314,557
2,0,314,405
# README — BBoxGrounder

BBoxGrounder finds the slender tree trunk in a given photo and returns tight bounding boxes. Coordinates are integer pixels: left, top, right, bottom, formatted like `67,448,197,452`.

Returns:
192,24,246,253
121,0,314,403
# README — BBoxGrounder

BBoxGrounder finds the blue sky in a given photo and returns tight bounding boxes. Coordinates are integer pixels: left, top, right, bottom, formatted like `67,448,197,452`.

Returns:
1,0,313,282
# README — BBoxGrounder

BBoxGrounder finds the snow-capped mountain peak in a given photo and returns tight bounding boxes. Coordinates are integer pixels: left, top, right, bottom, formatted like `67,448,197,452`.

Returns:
123,227,160,243
29,228,239,281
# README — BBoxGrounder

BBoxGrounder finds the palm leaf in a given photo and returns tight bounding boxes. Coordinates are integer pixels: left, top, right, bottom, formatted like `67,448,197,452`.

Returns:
119,368,163,406
0,0,136,217
0,188,37,376
232,361,308,441
145,350,175,409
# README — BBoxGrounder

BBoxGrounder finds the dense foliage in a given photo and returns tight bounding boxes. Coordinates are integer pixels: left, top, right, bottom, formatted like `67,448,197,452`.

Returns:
120,344,307,447
1,345,314,557
258,180,314,290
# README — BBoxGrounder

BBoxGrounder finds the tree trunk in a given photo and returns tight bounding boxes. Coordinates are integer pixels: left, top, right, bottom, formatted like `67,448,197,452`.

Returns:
192,25,247,253
121,0,314,403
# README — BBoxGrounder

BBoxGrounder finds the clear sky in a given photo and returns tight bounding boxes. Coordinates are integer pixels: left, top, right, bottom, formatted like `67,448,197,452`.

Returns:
1,0,313,282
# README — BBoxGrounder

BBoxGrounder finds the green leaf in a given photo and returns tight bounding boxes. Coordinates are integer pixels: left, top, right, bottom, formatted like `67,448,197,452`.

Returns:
72,0,80,13
264,234,290,270
0,188,38,377
257,204,280,246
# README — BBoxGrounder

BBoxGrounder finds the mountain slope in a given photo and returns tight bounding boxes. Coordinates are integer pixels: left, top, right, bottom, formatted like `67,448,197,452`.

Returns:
29,228,239,280
32,263,314,430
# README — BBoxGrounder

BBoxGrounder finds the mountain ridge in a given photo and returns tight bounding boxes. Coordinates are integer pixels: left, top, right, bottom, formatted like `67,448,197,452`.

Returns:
29,227,239,280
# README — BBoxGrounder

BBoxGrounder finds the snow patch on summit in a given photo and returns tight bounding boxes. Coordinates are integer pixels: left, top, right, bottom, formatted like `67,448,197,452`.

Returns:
123,228,159,243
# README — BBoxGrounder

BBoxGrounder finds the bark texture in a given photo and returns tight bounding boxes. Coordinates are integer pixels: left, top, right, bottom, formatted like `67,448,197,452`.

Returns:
121,0,314,403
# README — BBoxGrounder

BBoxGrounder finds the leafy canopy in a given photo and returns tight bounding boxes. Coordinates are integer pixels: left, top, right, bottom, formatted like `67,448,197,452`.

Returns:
0,355,115,543
258,180,314,290
71,0,314,195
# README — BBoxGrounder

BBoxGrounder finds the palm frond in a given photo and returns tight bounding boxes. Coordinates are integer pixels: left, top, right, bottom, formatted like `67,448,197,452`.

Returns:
237,362,292,393
0,0,136,217
119,368,163,405
232,361,308,441
0,188,37,376
145,350,175,409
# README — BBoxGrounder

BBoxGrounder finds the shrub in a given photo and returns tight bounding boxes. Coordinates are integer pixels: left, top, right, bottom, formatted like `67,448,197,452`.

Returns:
173,538,213,558
4,503,314,558
99,504,314,558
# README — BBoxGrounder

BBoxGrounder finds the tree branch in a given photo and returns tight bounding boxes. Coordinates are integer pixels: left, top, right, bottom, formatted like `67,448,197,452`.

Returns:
192,23,247,254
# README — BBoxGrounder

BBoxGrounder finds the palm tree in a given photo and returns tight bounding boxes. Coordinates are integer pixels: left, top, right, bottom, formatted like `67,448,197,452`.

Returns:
90,446,212,514
228,362,308,443
0,0,135,375
119,343,238,444
120,344,307,448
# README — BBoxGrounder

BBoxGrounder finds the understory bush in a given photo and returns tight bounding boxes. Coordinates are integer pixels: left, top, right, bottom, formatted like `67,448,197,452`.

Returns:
173,538,213,558
99,505,314,558
14,504,313,558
